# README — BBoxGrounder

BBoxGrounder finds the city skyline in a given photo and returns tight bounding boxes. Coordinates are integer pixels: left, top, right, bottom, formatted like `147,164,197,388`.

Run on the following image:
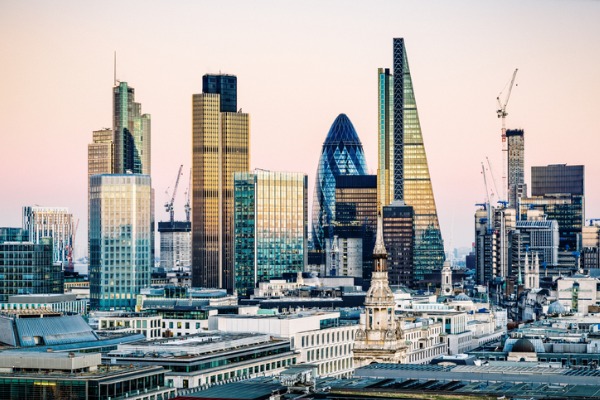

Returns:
1,1,599,257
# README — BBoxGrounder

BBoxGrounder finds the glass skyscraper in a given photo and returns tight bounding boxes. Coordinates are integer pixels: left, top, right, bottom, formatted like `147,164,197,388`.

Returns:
113,82,151,175
192,74,250,290
234,170,307,296
89,174,152,310
377,38,445,283
312,114,368,252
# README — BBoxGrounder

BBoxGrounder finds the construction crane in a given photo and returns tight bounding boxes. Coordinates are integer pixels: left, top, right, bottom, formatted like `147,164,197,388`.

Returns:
165,165,184,223
184,168,191,223
496,68,519,203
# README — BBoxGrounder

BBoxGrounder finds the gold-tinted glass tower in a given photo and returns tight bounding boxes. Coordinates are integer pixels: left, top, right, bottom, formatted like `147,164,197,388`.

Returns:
377,38,444,283
192,75,249,290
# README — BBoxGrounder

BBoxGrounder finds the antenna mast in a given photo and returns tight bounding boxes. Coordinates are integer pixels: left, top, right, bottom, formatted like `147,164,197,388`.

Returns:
113,51,117,86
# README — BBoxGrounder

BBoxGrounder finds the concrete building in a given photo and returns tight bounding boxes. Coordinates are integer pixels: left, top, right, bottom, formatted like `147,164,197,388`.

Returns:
209,310,358,377
0,351,175,400
507,129,527,208
1,293,88,315
105,332,296,389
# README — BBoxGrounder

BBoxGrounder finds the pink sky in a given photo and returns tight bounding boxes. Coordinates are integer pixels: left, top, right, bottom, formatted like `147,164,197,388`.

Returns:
1,0,599,258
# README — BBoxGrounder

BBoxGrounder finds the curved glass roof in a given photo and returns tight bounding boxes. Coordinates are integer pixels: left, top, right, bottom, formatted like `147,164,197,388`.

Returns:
312,114,368,252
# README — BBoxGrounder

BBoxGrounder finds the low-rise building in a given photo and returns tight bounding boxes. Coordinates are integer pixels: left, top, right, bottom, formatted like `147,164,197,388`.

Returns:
0,351,176,400
208,310,358,377
105,332,297,389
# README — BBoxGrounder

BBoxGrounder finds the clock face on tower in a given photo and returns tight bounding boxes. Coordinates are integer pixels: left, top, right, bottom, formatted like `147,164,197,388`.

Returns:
445,287,451,294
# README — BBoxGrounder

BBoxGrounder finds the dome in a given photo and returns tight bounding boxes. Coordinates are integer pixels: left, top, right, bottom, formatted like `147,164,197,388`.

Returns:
454,293,471,301
548,300,566,315
512,338,536,353
312,114,368,251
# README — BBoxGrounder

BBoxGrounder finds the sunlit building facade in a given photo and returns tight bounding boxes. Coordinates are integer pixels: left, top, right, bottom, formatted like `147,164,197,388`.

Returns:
89,174,152,310
192,74,250,290
22,206,73,268
312,114,368,252
377,38,444,284
88,128,114,178
234,170,307,296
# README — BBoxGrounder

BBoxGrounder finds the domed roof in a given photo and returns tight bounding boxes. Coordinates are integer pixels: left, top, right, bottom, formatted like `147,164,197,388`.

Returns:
323,114,363,146
548,300,566,315
512,338,536,353
454,293,471,301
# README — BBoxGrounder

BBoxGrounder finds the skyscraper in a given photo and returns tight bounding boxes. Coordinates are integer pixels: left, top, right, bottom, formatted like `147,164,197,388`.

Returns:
89,174,152,310
377,38,445,283
192,74,250,290
334,175,377,280
507,129,526,209
233,170,307,296
383,203,414,287
312,114,368,252
113,82,151,175
22,206,73,269
523,164,584,251
88,128,114,177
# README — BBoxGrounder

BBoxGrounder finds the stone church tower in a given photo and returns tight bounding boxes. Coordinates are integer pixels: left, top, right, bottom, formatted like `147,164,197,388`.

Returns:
441,260,453,295
353,211,407,367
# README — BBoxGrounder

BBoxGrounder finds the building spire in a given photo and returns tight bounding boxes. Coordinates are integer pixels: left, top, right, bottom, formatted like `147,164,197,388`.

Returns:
373,209,387,257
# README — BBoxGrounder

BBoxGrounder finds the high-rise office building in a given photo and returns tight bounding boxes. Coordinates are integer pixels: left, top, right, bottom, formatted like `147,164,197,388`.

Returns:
523,164,584,251
383,203,414,287
88,129,114,177
312,114,368,252
202,75,237,113
234,170,307,296
192,74,250,290
0,236,63,302
113,82,151,175
510,219,559,274
89,174,152,310
377,38,444,282
334,175,377,280
22,206,73,268
507,129,526,209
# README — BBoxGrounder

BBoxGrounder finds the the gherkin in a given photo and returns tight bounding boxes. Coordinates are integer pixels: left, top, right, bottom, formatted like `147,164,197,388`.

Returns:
312,114,368,251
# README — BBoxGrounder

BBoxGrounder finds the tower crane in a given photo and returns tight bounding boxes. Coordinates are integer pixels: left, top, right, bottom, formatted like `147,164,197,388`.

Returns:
496,68,519,204
165,165,184,223
184,168,191,223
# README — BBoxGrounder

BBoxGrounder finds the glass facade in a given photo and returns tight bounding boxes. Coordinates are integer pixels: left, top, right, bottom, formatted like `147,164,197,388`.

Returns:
88,128,113,178
203,74,237,113
22,206,73,268
383,203,414,286
192,76,250,291
89,174,152,310
378,38,445,284
112,82,151,175
234,170,308,296
312,114,368,252
334,175,377,280
0,239,63,302
531,164,584,197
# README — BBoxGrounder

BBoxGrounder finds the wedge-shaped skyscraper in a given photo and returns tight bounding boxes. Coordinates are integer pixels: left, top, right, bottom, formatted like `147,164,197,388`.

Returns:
378,38,444,282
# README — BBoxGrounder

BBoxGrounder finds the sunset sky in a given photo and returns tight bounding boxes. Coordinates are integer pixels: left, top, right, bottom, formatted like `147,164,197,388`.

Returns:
1,0,599,257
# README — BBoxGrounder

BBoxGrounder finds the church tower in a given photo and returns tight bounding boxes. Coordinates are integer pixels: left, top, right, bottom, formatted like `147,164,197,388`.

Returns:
353,211,407,367
441,260,453,295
